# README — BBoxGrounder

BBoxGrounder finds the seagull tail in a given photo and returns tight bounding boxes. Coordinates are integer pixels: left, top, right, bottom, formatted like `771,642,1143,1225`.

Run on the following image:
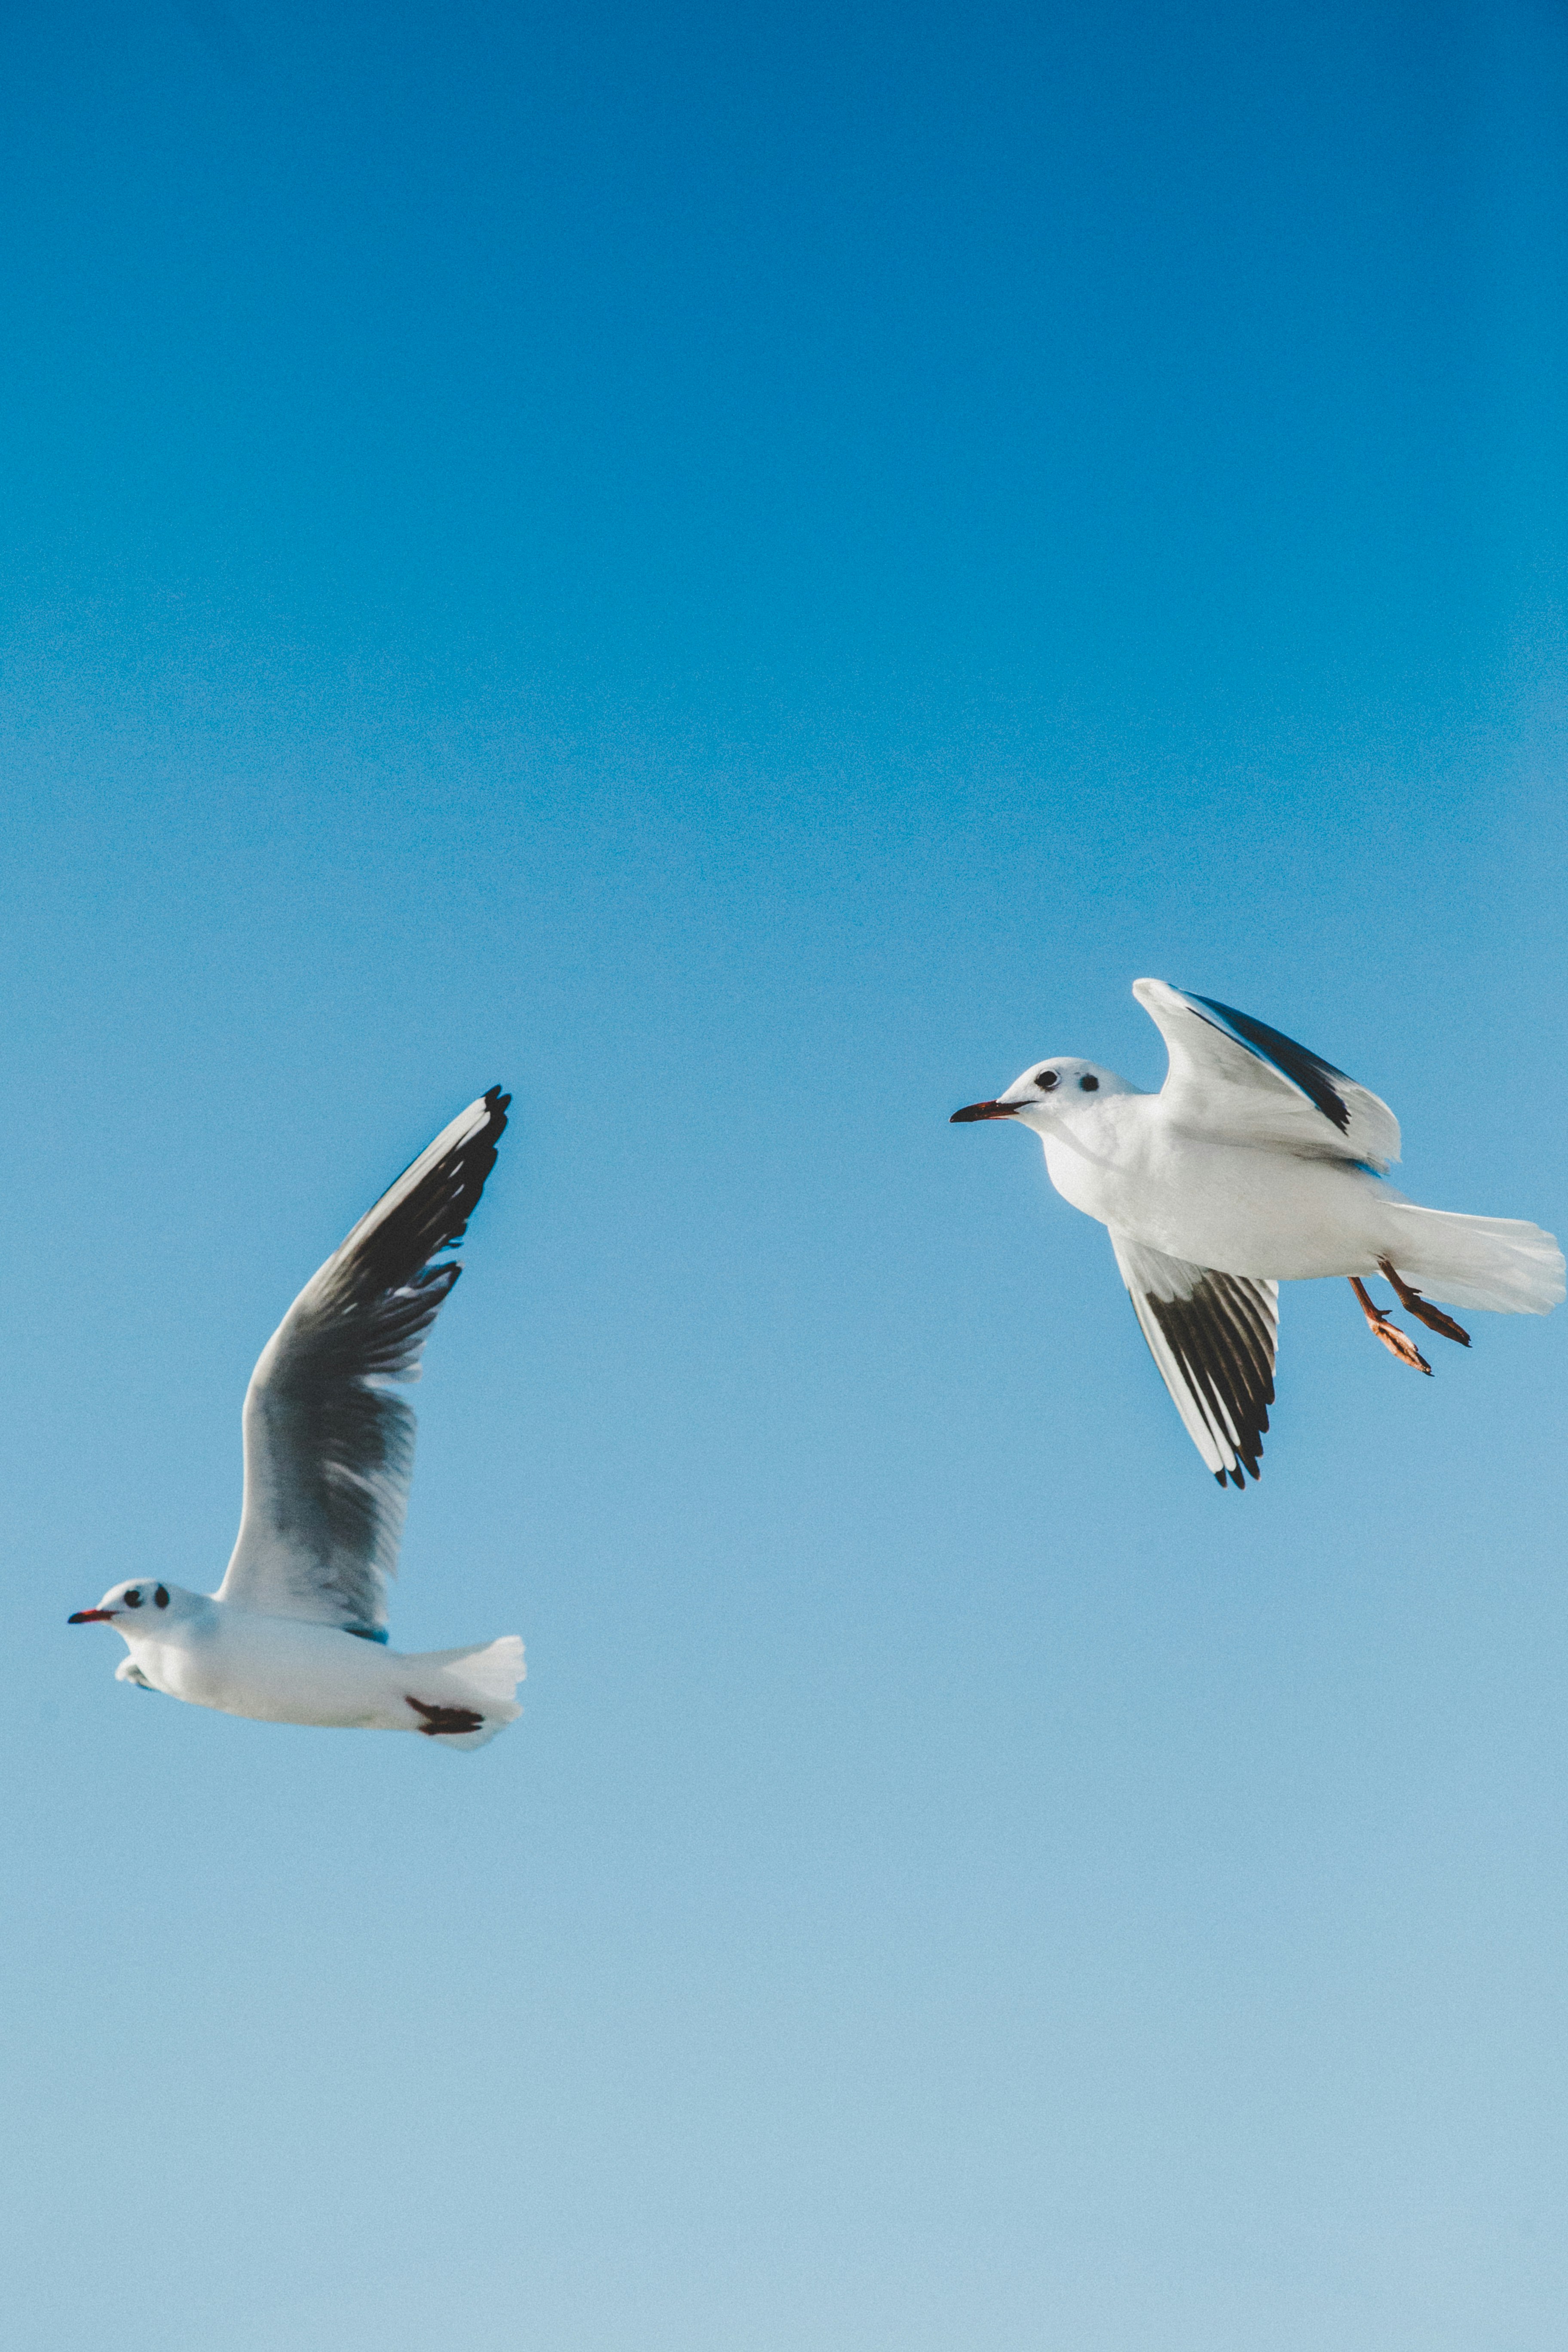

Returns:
402,1634,526,1753
1378,1202,1566,1316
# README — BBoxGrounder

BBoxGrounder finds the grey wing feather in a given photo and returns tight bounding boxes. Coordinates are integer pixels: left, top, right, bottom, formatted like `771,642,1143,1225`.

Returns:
1110,1231,1278,1489
1134,978,1401,1171
217,1087,510,1629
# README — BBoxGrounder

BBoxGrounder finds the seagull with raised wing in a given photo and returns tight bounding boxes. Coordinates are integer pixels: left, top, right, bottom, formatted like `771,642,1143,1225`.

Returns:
952,981,1563,1487
70,1089,524,1749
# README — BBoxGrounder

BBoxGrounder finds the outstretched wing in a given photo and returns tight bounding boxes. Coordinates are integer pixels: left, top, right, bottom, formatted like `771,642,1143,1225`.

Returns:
1110,1230,1277,1488
1134,978,1400,1172
217,1087,511,1632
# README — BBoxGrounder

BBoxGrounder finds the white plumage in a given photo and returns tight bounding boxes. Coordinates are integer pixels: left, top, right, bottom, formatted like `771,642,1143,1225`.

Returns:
71,1088,524,1749
953,980,1564,1486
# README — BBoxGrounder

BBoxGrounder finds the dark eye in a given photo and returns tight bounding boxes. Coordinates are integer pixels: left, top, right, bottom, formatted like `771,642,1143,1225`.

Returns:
1035,1069,1059,1092
123,1588,143,1609
155,1586,169,1609
1080,1074,1099,1092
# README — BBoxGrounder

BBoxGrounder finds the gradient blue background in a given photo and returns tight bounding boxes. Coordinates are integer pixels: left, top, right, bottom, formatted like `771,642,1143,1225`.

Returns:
3,3,1566,2345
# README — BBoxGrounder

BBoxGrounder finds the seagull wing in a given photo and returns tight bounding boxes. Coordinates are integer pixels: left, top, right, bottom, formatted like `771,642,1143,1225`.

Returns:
1134,978,1400,1171
1110,1230,1278,1488
216,1087,511,1632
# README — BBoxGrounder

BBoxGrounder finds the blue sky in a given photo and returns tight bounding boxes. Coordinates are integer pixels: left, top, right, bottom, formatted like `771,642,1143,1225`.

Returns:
3,3,1567,2346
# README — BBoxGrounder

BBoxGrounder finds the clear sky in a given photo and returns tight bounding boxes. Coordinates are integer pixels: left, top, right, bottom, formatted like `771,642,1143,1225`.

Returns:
3,3,1567,2346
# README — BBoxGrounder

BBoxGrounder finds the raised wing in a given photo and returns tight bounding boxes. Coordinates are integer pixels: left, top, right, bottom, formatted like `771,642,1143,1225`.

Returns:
217,1087,511,1632
1110,1230,1277,1488
1134,978,1400,1171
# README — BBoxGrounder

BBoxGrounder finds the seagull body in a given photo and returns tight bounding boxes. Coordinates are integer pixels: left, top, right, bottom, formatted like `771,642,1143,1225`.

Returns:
71,1088,524,1750
99,1592,524,1746
953,980,1564,1485
1033,1091,1398,1280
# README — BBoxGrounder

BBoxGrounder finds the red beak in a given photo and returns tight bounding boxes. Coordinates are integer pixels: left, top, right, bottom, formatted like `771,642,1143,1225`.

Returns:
949,1100,1017,1123
67,1608,115,1624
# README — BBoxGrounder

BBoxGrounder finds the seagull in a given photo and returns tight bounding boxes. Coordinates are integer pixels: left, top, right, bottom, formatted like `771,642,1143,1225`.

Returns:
952,980,1564,1487
70,1088,525,1749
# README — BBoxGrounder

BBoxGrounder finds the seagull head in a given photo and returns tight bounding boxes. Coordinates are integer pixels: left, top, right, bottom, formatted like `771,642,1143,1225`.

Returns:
951,1058,1130,1132
68,1578,198,1631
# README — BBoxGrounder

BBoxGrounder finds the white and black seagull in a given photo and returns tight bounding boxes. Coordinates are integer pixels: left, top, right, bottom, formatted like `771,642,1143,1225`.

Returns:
953,980,1564,1487
70,1089,524,1749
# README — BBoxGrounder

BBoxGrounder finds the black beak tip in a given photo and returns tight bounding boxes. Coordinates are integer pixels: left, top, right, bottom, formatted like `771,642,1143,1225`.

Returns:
950,1100,1013,1124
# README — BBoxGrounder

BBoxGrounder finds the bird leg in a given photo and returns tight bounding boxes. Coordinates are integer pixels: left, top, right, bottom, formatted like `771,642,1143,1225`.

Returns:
1348,1277,1431,1374
405,1694,486,1736
1375,1258,1470,1347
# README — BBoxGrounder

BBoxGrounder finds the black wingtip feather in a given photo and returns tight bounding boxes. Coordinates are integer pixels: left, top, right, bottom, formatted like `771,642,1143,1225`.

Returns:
1142,1271,1275,1491
1191,995,1353,1136
337,1087,511,1307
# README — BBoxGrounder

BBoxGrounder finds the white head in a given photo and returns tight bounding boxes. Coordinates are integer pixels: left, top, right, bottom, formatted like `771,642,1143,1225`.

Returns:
950,1056,1135,1135
68,1579,202,1635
